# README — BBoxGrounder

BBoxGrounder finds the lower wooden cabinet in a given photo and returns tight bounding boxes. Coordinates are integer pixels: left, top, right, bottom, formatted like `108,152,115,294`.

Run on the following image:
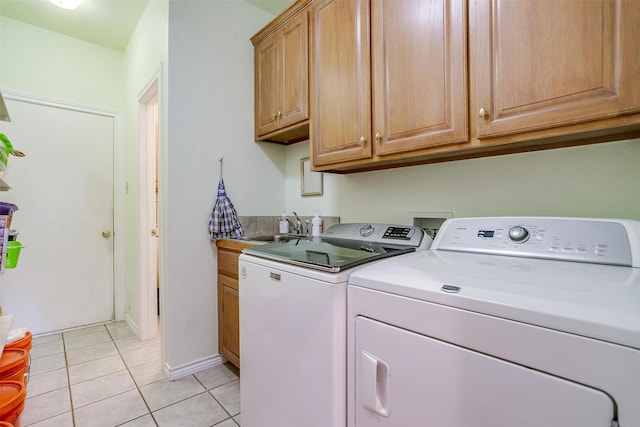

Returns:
216,239,258,368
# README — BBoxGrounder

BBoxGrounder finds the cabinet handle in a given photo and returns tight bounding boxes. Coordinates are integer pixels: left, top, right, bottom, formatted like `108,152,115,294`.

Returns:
359,136,367,145
375,132,382,142
478,107,489,119
277,111,283,118
272,112,277,119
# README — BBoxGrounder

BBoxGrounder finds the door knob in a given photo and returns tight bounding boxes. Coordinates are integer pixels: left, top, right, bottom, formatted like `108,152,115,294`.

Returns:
102,230,111,238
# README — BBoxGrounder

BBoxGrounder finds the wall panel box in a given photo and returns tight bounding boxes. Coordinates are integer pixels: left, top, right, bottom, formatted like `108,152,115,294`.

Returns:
409,212,453,239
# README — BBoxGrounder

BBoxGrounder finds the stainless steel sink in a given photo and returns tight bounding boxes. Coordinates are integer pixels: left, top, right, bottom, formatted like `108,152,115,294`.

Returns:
238,234,306,242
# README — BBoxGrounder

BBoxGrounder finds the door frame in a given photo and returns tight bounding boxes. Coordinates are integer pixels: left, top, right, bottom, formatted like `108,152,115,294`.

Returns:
137,70,162,341
2,90,124,324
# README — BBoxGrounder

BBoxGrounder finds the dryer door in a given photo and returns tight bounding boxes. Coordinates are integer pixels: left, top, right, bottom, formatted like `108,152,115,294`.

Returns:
354,316,615,427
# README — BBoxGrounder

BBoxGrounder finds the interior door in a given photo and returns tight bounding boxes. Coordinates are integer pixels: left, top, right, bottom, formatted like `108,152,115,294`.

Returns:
354,316,615,427
0,97,115,334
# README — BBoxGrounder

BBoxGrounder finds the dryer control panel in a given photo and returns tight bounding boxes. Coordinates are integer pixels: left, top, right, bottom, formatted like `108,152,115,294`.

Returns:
434,217,640,266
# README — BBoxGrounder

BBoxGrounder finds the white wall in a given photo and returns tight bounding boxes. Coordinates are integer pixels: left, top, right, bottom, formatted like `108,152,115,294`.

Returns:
166,0,282,368
284,139,640,223
0,17,124,109
121,0,168,341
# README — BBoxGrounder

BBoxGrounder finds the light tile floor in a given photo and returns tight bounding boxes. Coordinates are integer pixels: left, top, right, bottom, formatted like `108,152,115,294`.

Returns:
23,321,241,427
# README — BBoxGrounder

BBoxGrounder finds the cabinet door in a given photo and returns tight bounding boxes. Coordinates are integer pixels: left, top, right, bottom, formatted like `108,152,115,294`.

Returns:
279,11,309,129
310,0,372,167
219,274,240,368
255,33,280,137
472,0,640,139
373,0,468,156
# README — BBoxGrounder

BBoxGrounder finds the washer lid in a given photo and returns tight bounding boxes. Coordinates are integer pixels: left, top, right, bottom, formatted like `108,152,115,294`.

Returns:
348,250,640,349
243,236,416,273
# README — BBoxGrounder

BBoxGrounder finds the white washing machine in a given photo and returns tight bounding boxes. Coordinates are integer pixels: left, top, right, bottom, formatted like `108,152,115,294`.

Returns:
239,223,432,427
347,217,640,427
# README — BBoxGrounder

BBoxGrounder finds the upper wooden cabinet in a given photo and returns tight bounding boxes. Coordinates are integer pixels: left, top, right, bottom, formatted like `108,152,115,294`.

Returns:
470,0,640,142
309,0,372,166
254,0,640,171
309,0,468,170
252,2,310,144
372,0,468,157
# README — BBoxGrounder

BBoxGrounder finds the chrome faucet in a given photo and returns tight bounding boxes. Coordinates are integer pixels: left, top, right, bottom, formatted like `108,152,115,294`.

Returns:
286,212,303,235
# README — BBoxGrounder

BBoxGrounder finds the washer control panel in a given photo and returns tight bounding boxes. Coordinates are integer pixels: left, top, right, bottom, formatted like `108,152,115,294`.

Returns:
434,217,636,266
323,223,429,249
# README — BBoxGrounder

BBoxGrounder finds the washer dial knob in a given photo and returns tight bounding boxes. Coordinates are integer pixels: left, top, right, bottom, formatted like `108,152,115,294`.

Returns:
359,224,375,237
508,225,530,243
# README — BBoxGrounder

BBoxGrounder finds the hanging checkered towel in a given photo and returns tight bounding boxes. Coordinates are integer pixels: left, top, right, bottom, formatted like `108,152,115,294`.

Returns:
209,178,244,241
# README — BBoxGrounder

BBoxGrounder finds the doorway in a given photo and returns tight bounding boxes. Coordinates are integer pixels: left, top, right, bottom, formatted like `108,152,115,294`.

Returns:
138,75,160,341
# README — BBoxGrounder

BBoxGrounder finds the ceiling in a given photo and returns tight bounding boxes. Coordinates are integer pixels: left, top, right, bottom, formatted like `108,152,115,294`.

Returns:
0,0,149,51
245,0,293,16
0,0,293,52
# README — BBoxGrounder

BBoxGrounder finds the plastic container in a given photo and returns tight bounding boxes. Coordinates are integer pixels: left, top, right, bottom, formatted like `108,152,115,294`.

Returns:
311,213,323,237
0,350,28,385
278,211,288,234
4,242,23,269
4,331,31,353
0,380,26,427
0,134,12,171
0,203,17,217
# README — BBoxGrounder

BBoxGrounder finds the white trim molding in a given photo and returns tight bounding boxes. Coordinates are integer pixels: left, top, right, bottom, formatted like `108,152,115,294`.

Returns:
162,354,227,381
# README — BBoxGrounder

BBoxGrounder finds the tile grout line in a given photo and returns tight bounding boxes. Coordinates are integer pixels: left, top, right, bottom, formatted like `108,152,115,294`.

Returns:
108,323,160,427
193,375,240,427
63,329,78,427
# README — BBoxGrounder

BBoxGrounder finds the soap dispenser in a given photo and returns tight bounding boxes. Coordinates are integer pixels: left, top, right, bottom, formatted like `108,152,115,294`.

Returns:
311,212,323,237
279,211,289,234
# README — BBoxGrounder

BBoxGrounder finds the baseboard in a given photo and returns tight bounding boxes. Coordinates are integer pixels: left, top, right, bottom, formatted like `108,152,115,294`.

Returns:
162,353,226,381
123,313,139,338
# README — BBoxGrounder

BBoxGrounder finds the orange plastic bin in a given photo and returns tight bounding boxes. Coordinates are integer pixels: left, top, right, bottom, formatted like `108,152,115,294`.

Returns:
0,381,26,427
4,332,31,353
0,350,28,385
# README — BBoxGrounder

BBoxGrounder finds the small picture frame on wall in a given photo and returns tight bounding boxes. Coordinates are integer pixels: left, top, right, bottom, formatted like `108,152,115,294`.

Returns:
300,157,323,196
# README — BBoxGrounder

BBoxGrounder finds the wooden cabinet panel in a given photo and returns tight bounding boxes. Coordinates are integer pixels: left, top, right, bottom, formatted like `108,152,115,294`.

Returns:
373,0,468,156
309,0,372,166
218,247,240,279
219,274,240,367
255,34,279,136
472,0,640,138
310,0,468,170
253,2,310,143
216,239,257,369
279,12,309,129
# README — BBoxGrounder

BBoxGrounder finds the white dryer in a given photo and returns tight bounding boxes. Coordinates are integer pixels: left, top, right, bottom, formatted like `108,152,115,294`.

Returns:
347,217,640,427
